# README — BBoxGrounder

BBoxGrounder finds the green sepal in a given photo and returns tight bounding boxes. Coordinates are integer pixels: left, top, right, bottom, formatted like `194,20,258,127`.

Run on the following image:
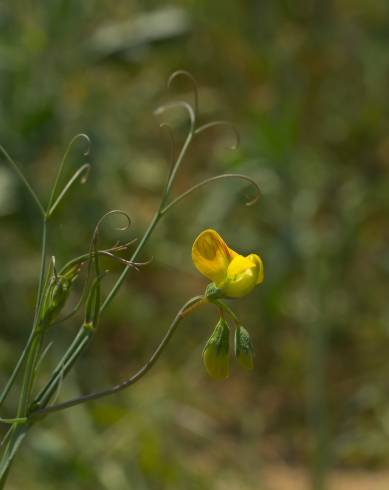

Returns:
204,282,223,300
234,325,254,370
202,318,230,379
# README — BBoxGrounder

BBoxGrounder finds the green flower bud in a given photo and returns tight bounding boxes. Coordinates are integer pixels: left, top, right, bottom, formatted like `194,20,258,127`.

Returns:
40,265,80,327
234,325,254,370
82,276,101,330
202,318,230,379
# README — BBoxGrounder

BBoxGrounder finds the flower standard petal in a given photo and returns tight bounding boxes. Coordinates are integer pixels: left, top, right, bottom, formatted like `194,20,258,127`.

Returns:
192,229,236,284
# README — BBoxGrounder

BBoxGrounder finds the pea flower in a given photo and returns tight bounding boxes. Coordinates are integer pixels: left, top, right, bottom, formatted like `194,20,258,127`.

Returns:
192,229,264,298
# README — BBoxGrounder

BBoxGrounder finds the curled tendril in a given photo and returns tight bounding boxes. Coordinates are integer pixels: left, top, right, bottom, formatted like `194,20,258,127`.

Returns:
154,101,195,136
52,211,133,327
93,210,132,242
195,121,240,151
58,239,138,278
99,252,152,271
89,210,132,284
131,256,154,271
48,164,91,217
167,70,199,121
69,133,91,157
160,173,260,215
48,133,91,216
154,101,196,201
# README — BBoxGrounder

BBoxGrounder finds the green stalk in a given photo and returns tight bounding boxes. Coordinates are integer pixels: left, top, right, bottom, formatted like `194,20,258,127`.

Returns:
0,220,48,487
33,101,197,412
32,329,91,410
0,332,35,408
101,210,161,313
31,296,205,417
32,211,163,411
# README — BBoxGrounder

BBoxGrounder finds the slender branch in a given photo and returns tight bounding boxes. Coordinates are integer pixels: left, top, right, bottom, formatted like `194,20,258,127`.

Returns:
0,332,34,408
47,133,90,212
0,144,45,216
161,173,261,215
47,163,90,217
212,300,240,326
31,329,89,409
0,218,48,486
100,211,160,313
31,296,205,417
32,220,48,328
0,418,27,425
195,121,240,150
154,100,195,203
0,221,48,408
167,70,199,120
58,239,137,276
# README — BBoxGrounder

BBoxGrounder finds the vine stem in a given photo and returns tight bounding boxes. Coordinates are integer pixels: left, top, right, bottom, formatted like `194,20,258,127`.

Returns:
101,115,194,314
0,218,48,487
100,210,161,313
211,300,240,327
0,219,48,408
31,296,205,417
0,144,45,217
30,103,197,416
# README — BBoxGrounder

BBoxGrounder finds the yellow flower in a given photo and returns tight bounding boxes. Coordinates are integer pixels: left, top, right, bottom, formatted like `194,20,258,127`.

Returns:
192,229,264,298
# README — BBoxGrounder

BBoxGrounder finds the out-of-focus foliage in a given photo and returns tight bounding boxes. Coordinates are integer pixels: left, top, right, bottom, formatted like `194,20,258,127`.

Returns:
0,1,389,489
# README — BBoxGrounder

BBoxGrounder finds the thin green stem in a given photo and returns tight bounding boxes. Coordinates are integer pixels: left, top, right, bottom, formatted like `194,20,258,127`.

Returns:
47,163,90,217
102,102,195,313
0,418,27,425
212,300,240,326
0,221,47,408
160,173,260,215
0,332,34,408
0,144,45,217
58,240,137,276
0,218,48,488
31,296,205,417
30,95,197,420
31,329,91,410
47,133,90,212
0,424,29,488
32,220,48,327
100,211,161,313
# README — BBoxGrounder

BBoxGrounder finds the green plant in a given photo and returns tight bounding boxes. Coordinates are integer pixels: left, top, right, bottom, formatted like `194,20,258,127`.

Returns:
0,72,261,488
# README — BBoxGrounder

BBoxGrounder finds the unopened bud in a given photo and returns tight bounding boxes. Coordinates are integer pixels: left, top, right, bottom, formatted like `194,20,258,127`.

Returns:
202,318,230,379
40,266,80,327
82,277,101,330
234,325,254,370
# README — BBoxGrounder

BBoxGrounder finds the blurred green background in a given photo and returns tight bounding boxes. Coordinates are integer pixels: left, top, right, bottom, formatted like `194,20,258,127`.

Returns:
1,1,389,489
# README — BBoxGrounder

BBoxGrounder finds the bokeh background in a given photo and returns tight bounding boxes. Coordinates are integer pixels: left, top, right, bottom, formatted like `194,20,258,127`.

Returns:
0,1,389,489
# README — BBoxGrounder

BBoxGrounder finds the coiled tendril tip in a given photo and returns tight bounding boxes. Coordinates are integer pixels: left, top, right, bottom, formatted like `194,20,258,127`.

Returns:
167,70,199,120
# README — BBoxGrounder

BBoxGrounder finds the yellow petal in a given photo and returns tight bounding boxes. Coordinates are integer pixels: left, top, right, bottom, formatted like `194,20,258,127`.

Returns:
192,229,236,284
221,253,264,298
247,254,264,285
